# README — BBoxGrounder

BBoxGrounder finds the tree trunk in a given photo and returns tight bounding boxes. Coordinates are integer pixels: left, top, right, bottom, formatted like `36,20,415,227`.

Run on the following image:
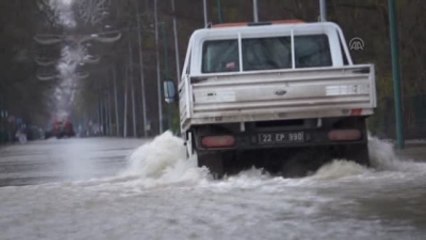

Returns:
129,41,137,137
154,0,164,134
136,1,148,137
113,66,120,136
123,65,129,138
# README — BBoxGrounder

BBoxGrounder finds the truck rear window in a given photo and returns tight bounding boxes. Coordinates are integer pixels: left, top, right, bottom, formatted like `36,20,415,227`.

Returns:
294,35,332,68
201,34,332,73
202,40,239,73
242,37,292,71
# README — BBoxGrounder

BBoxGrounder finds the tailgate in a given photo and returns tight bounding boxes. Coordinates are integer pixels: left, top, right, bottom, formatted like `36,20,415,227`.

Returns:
183,64,376,126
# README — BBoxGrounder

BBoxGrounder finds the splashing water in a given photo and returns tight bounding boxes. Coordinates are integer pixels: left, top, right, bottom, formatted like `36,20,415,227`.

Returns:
121,131,426,187
310,135,426,180
368,136,426,172
310,160,368,180
2,134,426,240
121,131,209,186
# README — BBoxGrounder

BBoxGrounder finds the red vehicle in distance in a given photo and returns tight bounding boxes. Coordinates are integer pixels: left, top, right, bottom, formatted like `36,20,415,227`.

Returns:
48,120,75,139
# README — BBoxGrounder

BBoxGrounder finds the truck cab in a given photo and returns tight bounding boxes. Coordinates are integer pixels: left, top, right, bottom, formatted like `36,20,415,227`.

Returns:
178,21,376,178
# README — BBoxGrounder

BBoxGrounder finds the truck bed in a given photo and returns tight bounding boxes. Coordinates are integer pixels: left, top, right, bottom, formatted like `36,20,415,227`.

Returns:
179,64,376,130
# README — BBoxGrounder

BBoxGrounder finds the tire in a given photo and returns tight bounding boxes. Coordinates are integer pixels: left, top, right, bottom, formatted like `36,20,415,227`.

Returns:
198,151,225,179
281,158,310,178
335,117,370,166
280,148,323,178
343,143,370,166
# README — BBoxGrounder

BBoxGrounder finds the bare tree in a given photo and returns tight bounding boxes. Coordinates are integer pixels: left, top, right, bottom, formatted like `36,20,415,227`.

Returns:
75,0,110,26
112,66,120,136
154,0,164,133
136,0,149,137
171,0,181,83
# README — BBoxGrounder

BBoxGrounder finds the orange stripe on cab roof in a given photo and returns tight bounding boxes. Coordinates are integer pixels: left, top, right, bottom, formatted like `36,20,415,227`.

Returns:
212,19,305,28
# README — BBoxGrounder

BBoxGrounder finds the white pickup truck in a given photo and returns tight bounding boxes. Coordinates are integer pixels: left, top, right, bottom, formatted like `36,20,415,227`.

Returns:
172,20,376,178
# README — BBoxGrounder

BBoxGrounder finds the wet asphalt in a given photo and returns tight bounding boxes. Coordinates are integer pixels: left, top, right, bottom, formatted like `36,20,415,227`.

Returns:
0,137,147,187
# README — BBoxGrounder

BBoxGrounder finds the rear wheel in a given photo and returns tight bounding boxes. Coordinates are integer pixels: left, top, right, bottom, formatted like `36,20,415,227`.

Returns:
198,151,225,179
279,143,370,178
331,117,370,166
342,143,370,166
279,148,330,178
280,152,313,178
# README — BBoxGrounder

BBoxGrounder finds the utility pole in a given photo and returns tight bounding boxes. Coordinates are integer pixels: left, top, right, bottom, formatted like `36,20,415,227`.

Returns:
253,0,259,22
388,0,405,149
319,0,327,22
154,0,164,133
136,0,148,137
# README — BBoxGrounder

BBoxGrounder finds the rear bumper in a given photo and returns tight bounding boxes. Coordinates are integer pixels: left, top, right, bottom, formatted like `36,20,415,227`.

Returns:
193,117,368,151
232,129,367,150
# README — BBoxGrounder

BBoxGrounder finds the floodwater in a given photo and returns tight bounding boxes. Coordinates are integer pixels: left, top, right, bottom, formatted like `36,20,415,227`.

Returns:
0,138,146,186
0,133,425,240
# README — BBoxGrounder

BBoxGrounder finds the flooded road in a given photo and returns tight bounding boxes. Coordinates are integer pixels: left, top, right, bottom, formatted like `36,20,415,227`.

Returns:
0,133,425,239
0,138,147,186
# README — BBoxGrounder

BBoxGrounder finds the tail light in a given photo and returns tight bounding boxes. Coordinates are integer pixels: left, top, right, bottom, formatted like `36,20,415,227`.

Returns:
350,108,363,116
201,135,236,148
328,129,362,141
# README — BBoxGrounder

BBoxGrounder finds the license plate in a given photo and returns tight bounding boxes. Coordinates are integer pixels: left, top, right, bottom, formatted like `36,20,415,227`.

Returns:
258,132,305,144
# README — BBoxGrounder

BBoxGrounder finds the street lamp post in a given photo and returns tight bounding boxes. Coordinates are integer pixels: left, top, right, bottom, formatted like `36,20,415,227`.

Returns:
319,0,327,22
388,0,405,149
253,0,259,23
216,0,223,23
203,0,208,28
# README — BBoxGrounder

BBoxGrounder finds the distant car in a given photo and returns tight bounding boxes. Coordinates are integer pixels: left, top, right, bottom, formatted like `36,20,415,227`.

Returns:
62,121,75,138
47,120,75,139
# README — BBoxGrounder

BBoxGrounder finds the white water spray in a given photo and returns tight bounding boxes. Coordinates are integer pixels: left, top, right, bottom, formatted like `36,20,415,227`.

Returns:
121,131,209,186
311,135,426,180
368,136,426,172
310,160,368,180
121,132,426,186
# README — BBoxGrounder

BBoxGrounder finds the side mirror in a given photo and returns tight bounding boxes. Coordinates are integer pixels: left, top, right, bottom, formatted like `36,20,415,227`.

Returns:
163,80,177,104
